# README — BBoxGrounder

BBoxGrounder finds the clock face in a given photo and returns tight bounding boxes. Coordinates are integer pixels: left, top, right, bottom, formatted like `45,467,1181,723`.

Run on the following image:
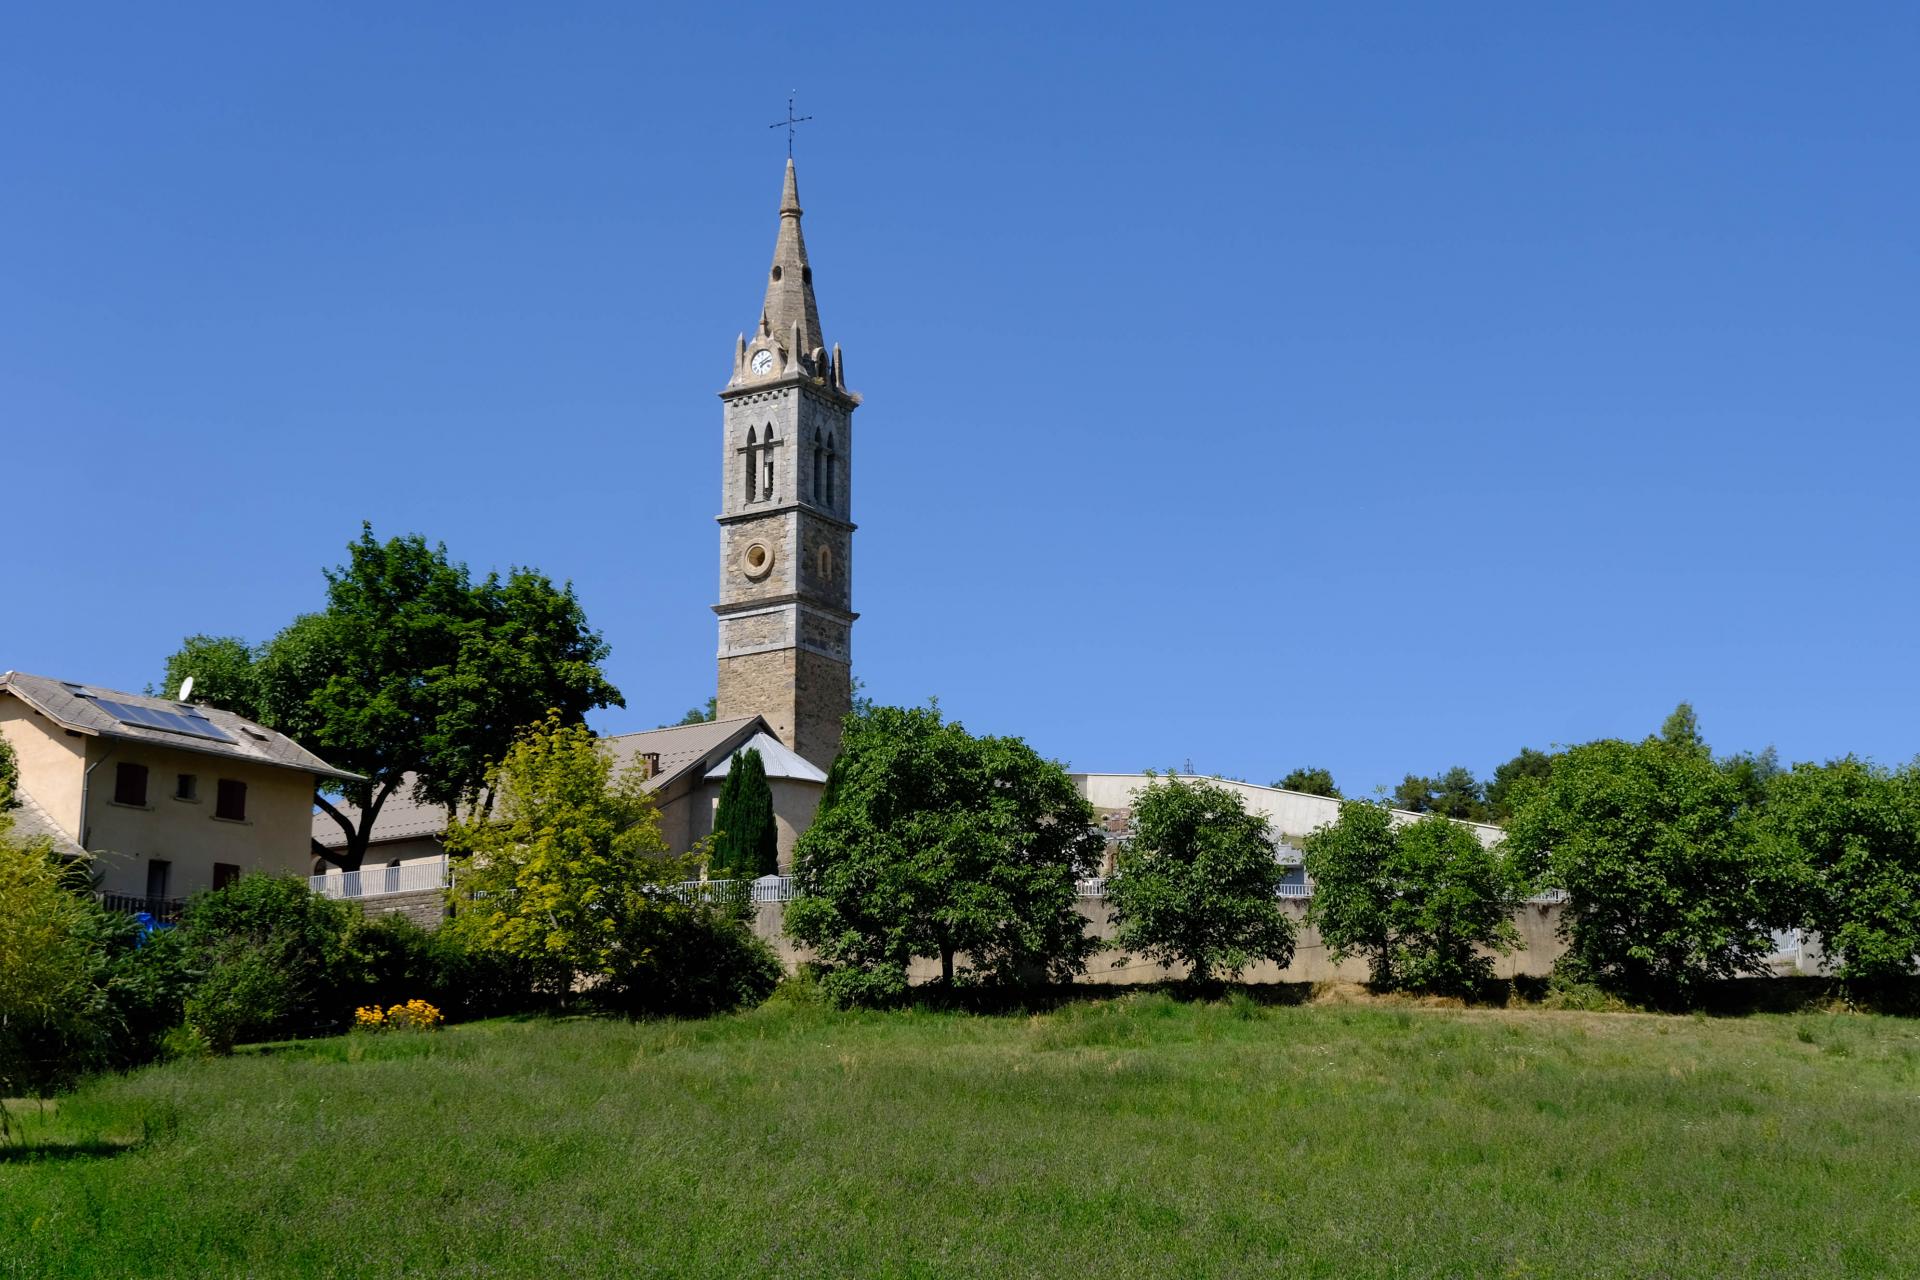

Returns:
750,349,775,375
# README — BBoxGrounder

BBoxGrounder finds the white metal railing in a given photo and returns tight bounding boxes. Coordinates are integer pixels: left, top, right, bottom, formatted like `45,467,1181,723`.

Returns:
311,857,449,900
672,876,798,904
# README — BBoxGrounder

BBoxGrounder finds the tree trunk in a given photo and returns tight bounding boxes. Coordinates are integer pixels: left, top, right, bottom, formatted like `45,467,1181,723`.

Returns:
941,947,954,986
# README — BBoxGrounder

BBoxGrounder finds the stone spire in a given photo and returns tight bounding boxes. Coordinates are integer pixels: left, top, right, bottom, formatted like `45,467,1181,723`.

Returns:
759,158,825,369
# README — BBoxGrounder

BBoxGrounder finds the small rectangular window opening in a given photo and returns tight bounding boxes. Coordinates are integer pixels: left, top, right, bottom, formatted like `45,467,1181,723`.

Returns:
213,862,241,890
114,762,148,807
175,773,198,801
215,778,247,821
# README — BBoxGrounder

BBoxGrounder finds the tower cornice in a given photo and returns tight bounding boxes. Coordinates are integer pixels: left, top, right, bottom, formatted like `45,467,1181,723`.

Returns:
716,507,856,533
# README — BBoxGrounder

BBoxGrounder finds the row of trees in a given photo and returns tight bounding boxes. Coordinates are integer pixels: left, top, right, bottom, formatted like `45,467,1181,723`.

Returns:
787,702,1920,1009
1275,750,1556,823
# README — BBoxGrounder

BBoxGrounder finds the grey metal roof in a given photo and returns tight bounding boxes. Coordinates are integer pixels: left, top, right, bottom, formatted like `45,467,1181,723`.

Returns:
4,790,87,859
0,671,360,784
703,731,829,784
312,716,771,850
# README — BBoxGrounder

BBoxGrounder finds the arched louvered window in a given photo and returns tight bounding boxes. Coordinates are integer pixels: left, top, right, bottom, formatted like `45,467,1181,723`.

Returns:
825,432,837,508
811,429,825,504
761,424,777,499
745,426,759,502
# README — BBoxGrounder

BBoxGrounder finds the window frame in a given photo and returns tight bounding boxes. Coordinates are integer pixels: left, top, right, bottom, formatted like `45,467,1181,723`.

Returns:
214,778,248,822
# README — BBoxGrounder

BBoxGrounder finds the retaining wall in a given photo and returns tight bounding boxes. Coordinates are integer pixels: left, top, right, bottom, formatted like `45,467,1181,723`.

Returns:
750,898,1571,984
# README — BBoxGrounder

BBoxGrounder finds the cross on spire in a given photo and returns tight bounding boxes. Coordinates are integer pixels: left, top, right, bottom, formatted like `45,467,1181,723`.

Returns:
768,92,813,159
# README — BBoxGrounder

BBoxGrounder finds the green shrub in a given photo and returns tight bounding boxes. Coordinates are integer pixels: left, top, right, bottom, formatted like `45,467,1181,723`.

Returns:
605,905,783,1018
347,911,550,1020
178,875,356,1050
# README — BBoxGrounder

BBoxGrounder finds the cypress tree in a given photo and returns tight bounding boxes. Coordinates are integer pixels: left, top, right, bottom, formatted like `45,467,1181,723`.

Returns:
713,748,779,878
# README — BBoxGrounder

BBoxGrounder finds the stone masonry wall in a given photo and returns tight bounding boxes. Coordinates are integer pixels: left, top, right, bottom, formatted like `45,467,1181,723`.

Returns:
750,899,1569,985
355,888,448,930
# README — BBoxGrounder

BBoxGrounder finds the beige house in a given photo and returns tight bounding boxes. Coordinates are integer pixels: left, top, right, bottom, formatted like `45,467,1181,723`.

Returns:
0,670,359,913
309,714,828,910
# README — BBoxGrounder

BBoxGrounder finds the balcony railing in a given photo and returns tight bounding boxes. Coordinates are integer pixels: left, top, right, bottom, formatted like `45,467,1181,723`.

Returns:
97,892,188,924
311,857,450,900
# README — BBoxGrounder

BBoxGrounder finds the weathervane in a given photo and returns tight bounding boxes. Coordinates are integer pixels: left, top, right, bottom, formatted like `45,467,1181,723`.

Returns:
769,92,813,159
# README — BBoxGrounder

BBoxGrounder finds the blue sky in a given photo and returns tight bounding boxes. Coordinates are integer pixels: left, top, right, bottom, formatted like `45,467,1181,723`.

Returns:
3,4,1916,795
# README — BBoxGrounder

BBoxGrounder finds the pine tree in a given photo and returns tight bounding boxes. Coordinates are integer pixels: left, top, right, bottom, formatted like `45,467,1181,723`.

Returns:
713,748,778,878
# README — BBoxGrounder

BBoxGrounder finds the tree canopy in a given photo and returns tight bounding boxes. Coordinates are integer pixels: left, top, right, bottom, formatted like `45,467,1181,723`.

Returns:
445,716,681,989
161,525,622,867
712,747,778,879
1502,706,1795,1003
1274,766,1339,798
784,704,1104,1005
1106,774,1297,987
1761,757,1920,984
1302,803,1518,994
1485,748,1555,822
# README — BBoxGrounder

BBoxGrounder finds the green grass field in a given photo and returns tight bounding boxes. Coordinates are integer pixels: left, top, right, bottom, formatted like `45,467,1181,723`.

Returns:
5,992,1919,1278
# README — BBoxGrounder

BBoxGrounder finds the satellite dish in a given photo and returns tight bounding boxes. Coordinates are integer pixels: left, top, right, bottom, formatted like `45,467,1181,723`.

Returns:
177,676,195,703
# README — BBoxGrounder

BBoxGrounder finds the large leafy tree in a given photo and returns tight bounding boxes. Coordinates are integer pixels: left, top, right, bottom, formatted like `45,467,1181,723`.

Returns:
1761,757,1920,983
784,704,1103,1005
1274,766,1339,798
1303,803,1519,994
1105,774,1297,987
445,716,685,991
1485,747,1555,823
157,634,263,717
1503,707,1796,1004
712,747,778,878
162,525,622,867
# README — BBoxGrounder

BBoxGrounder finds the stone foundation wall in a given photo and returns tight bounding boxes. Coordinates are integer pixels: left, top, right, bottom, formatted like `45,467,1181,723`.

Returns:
749,898,1569,985
354,888,447,931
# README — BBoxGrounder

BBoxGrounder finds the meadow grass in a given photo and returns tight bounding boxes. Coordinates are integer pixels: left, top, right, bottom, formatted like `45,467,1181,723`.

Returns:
4,992,1918,1278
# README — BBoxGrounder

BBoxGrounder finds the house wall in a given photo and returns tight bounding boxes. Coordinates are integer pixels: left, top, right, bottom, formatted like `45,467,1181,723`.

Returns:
78,735,318,898
682,775,823,872
0,696,88,838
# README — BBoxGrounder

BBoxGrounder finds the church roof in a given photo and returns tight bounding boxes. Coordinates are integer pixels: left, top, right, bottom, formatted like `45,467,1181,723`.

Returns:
759,158,825,363
310,716,771,850
703,730,829,784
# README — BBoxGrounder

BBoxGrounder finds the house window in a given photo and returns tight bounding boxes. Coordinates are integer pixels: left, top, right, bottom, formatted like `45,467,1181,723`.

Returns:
145,858,171,900
213,862,241,890
114,762,148,807
175,773,198,802
215,779,247,821
745,426,759,501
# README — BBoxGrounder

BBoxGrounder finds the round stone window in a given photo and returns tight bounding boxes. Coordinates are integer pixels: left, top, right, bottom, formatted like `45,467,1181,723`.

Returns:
741,540,775,580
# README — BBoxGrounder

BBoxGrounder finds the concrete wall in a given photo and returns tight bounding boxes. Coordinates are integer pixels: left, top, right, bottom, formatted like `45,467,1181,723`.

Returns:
0,696,87,837
747,898,1569,985
1074,774,1505,849
677,775,823,871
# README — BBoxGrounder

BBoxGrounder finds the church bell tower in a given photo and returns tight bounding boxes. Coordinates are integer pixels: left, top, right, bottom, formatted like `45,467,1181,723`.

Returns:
714,159,857,768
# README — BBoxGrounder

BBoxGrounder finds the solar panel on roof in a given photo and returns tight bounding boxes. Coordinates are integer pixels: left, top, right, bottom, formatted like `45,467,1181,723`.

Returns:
89,696,236,744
